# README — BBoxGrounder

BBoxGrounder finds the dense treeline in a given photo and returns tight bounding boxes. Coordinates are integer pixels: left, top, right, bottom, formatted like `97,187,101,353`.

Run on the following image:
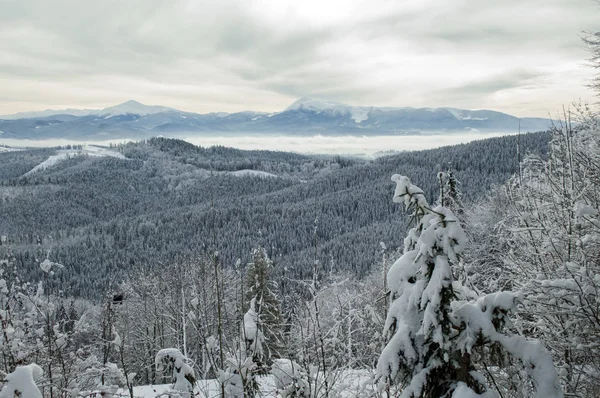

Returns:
0,133,550,298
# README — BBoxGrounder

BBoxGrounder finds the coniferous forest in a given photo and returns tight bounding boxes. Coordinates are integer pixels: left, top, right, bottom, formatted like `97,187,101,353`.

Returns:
1,114,599,397
0,2,599,397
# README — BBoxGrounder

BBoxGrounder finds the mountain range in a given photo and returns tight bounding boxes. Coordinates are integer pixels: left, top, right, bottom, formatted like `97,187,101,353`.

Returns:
0,98,553,140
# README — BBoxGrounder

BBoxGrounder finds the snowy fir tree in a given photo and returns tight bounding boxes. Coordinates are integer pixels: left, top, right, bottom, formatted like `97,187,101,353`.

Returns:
436,166,464,215
376,174,563,398
245,246,284,362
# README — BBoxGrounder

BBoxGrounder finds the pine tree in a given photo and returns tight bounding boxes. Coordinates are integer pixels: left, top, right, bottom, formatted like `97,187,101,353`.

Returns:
245,247,284,362
66,300,77,334
376,174,563,398
436,166,463,215
56,301,68,333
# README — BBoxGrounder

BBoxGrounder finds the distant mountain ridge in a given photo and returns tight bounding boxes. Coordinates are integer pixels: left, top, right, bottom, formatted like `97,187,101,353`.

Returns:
0,98,553,139
0,100,172,120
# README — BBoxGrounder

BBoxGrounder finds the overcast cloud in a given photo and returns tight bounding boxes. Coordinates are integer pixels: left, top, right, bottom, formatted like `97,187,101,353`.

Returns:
0,0,597,117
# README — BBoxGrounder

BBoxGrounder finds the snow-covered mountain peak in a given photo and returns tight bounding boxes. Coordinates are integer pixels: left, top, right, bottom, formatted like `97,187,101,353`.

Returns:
444,108,489,121
284,97,372,123
97,100,175,117
285,97,349,113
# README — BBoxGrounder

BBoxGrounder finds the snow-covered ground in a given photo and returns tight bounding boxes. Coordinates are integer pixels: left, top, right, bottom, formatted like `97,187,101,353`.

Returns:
228,169,277,179
0,146,22,152
116,370,375,397
23,145,127,176
117,378,264,398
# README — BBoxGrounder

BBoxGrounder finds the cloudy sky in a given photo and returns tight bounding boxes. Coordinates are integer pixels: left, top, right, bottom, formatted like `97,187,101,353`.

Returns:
1,0,598,117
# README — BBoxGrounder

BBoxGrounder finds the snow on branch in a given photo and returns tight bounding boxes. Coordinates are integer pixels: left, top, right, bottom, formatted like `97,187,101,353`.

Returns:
155,348,196,394
377,173,563,398
0,364,43,398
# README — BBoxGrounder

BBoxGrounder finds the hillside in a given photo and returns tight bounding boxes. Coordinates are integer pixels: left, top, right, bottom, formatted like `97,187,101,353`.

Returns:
0,133,550,298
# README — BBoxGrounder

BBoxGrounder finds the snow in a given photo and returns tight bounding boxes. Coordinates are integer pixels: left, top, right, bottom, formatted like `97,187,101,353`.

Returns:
118,379,256,398
0,364,43,398
452,383,497,397
574,201,597,218
0,108,96,120
155,348,196,393
419,255,452,344
97,100,174,117
112,332,122,348
350,107,370,123
25,152,76,175
379,174,561,397
285,98,350,114
40,258,63,273
378,178,466,388
391,174,428,210
243,297,264,357
40,259,53,273
228,169,277,179
23,145,127,176
190,297,199,309
453,293,562,398
118,381,218,398
118,370,374,397
271,359,309,396
284,97,371,123
283,98,496,125
446,108,488,121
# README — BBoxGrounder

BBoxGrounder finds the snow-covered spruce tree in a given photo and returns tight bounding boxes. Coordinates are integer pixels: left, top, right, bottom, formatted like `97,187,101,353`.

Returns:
436,167,463,215
245,246,284,362
376,174,563,398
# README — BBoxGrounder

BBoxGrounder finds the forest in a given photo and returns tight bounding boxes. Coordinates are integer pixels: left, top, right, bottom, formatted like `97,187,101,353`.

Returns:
1,0,600,396
1,104,599,397
0,132,549,298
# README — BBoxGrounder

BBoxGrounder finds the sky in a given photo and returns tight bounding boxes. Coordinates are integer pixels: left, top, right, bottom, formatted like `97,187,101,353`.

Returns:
0,0,598,117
